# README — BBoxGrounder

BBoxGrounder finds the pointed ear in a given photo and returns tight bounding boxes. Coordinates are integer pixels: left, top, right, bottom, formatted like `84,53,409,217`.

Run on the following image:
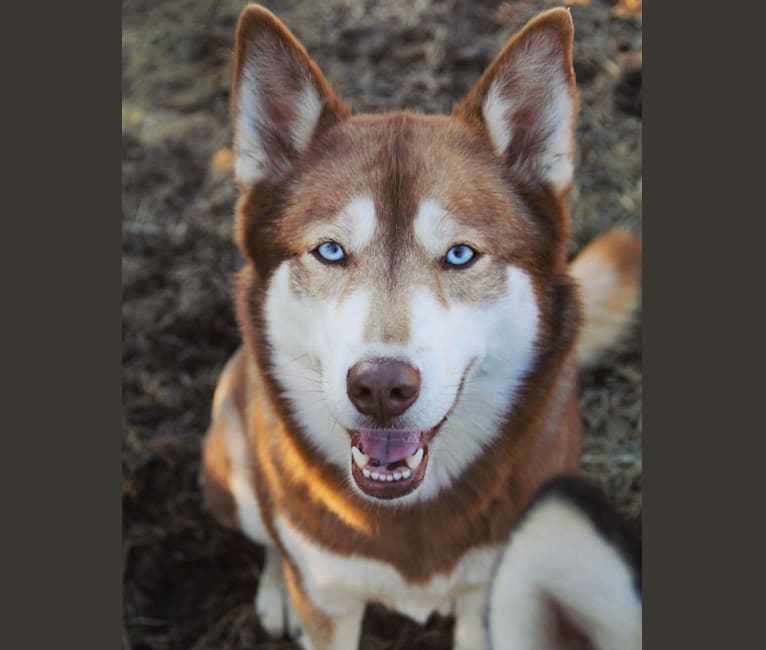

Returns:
488,477,642,650
454,9,578,195
231,5,350,190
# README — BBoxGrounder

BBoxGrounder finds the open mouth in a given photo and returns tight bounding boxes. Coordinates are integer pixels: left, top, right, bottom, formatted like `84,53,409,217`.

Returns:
349,423,443,500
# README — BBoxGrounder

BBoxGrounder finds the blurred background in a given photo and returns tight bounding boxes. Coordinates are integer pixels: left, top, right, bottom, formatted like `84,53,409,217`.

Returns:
122,1,642,648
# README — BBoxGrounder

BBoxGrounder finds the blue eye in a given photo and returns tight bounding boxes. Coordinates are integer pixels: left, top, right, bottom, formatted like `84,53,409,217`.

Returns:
444,244,477,267
315,241,346,263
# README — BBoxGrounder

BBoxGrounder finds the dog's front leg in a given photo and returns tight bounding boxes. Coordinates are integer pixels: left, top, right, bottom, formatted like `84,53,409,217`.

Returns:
322,607,365,650
453,587,489,650
281,561,365,650
255,547,303,640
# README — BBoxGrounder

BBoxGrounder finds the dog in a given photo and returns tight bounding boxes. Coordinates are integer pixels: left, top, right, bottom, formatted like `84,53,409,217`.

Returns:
200,5,641,649
487,476,642,649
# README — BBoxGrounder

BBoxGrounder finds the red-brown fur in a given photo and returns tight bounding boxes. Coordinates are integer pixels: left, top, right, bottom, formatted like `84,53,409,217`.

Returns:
201,5,640,647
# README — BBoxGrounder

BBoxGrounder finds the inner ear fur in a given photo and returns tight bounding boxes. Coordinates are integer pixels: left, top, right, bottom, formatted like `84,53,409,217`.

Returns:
231,4,350,191
454,9,578,208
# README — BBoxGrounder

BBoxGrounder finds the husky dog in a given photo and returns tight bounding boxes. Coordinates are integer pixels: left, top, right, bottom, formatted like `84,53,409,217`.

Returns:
201,5,641,649
488,476,642,650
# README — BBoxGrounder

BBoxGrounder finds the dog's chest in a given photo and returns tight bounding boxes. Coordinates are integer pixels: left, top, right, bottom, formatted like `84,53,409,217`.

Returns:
275,514,499,623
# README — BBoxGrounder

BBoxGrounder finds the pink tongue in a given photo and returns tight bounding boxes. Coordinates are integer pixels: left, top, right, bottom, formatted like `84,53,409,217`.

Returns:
359,431,421,464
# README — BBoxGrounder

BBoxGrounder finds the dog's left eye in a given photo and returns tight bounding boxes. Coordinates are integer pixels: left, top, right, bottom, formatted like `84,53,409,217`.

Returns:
444,245,477,267
313,241,347,264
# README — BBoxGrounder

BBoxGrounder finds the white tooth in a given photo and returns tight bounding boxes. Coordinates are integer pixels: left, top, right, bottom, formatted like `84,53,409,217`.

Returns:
362,468,371,478
402,468,412,479
371,471,380,480
386,475,393,481
351,446,369,469
405,448,424,470
393,471,402,481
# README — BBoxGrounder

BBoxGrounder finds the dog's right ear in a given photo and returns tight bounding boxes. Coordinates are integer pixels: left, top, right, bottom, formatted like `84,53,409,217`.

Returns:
488,476,642,650
231,4,349,191
454,9,578,196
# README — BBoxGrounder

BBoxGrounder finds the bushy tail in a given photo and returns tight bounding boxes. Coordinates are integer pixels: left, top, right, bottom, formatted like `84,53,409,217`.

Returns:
208,147,234,177
569,229,642,366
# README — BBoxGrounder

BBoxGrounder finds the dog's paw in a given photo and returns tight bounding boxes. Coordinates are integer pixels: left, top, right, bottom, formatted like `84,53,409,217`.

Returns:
286,596,304,640
453,622,487,650
255,577,285,636
254,574,305,640
453,606,488,650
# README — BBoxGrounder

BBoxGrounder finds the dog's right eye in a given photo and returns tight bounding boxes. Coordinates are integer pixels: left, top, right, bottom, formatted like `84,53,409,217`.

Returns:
444,244,478,268
313,241,347,264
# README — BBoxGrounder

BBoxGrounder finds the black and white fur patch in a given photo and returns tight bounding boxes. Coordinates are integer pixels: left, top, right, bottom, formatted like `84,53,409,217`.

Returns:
487,475,641,650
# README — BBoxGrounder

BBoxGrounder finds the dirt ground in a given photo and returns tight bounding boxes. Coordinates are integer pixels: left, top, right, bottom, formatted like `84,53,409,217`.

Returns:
122,1,642,648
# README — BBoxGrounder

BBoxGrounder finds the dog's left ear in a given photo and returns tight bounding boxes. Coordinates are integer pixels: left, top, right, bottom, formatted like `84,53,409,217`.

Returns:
455,9,578,196
231,4,350,191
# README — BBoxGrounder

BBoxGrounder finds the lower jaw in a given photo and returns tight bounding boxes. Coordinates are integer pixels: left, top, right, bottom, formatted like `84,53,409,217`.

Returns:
348,421,444,500
350,450,429,500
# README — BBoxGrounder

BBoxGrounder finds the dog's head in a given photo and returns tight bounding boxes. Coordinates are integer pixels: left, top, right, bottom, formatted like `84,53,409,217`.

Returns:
232,5,579,503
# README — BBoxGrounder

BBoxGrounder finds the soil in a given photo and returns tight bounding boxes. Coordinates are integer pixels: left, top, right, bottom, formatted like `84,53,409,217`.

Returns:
122,1,642,648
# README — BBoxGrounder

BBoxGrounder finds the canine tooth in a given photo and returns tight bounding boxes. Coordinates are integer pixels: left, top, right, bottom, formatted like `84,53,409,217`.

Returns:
405,448,424,470
393,471,402,481
386,474,393,481
371,471,380,480
351,446,369,469
362,468,371,478
402,469,412,479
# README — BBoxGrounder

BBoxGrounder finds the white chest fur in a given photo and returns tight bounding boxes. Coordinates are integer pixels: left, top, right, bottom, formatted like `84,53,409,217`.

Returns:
275,514,500,623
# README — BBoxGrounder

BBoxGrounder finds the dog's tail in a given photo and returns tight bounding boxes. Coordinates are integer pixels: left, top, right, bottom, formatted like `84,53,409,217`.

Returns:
209,147,235,177
569,229,642,366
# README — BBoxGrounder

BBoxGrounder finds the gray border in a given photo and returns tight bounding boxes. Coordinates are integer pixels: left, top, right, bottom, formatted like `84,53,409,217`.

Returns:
643,1,762,647
4,0,119,647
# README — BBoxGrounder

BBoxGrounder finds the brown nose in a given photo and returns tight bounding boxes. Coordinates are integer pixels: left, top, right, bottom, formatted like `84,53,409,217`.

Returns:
347,359,421,424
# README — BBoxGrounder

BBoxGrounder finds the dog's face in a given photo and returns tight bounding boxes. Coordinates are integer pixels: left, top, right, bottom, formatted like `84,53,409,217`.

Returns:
232,7,578,503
